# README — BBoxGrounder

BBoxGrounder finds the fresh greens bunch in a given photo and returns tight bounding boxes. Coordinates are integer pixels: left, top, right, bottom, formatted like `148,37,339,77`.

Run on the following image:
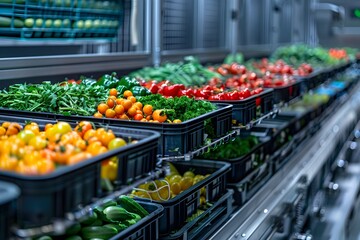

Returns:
129,56,222,87
200,135,259,160
138,94,216,121
272,44,340,67
0,82,108,116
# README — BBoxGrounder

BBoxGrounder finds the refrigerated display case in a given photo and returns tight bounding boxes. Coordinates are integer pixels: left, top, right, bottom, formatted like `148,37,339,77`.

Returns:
0,1,360,240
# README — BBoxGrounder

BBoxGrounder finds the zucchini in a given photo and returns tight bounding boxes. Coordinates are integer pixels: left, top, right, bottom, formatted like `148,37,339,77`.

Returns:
89,218,103,226
118,195,149,218
79,211,98,226
101,200,117,208
81,226,117,240
103,206,133,222
123,219,136,226
0,0,25,3
129,213,141,222
65,236,82,240
118,223,128,231
94,200,118,223
103,224,120,233
65,222,81,235
36,236,53,240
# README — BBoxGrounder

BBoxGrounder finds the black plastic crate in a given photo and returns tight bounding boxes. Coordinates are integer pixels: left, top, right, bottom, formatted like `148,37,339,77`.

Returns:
298,69,325,91
209,96,257,126
269,80,302,104
0,115,160,228
109,201,164,240
196,134,271,183
228,161,273,206
0,181,20,240
160,189,233,240
254,113,299,154
208,89,274,125
0,104,232,157
258,88,274,114
134,160,230,236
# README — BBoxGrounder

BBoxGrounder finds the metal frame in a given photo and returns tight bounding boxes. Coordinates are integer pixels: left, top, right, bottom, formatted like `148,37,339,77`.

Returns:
0,0,315,81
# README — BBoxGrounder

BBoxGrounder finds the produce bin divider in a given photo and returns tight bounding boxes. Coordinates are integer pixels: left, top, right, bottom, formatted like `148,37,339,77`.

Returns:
0,114,160,228
160,189,233,240
133,160,230,236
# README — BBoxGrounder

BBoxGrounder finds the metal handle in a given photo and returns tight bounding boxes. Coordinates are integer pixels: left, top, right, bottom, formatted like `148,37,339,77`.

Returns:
313,3,345,22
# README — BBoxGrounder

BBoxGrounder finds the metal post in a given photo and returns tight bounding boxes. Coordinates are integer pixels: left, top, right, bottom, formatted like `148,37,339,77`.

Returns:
144,0,151,53
152,0,161,66
227,0,238,54
195,0,204,49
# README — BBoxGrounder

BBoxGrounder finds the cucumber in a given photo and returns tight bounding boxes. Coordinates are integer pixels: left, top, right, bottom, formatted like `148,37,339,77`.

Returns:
65,236,82,240
0,16,12,27
13,18,23,28
81,226,117,240
24,18,34,28
0,17,23,28
66,222,82,235
118,195,149,218
64,0,71,7
35,18,43,27
79,211,98,226
103,206,133,222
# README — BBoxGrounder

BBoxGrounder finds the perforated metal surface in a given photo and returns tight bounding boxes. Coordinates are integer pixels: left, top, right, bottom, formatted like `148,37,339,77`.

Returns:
203,0,226,48
162,0,194,50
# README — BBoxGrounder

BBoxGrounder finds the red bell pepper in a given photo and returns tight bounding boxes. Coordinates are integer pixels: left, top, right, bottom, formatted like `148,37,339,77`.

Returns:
162,84,185,97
